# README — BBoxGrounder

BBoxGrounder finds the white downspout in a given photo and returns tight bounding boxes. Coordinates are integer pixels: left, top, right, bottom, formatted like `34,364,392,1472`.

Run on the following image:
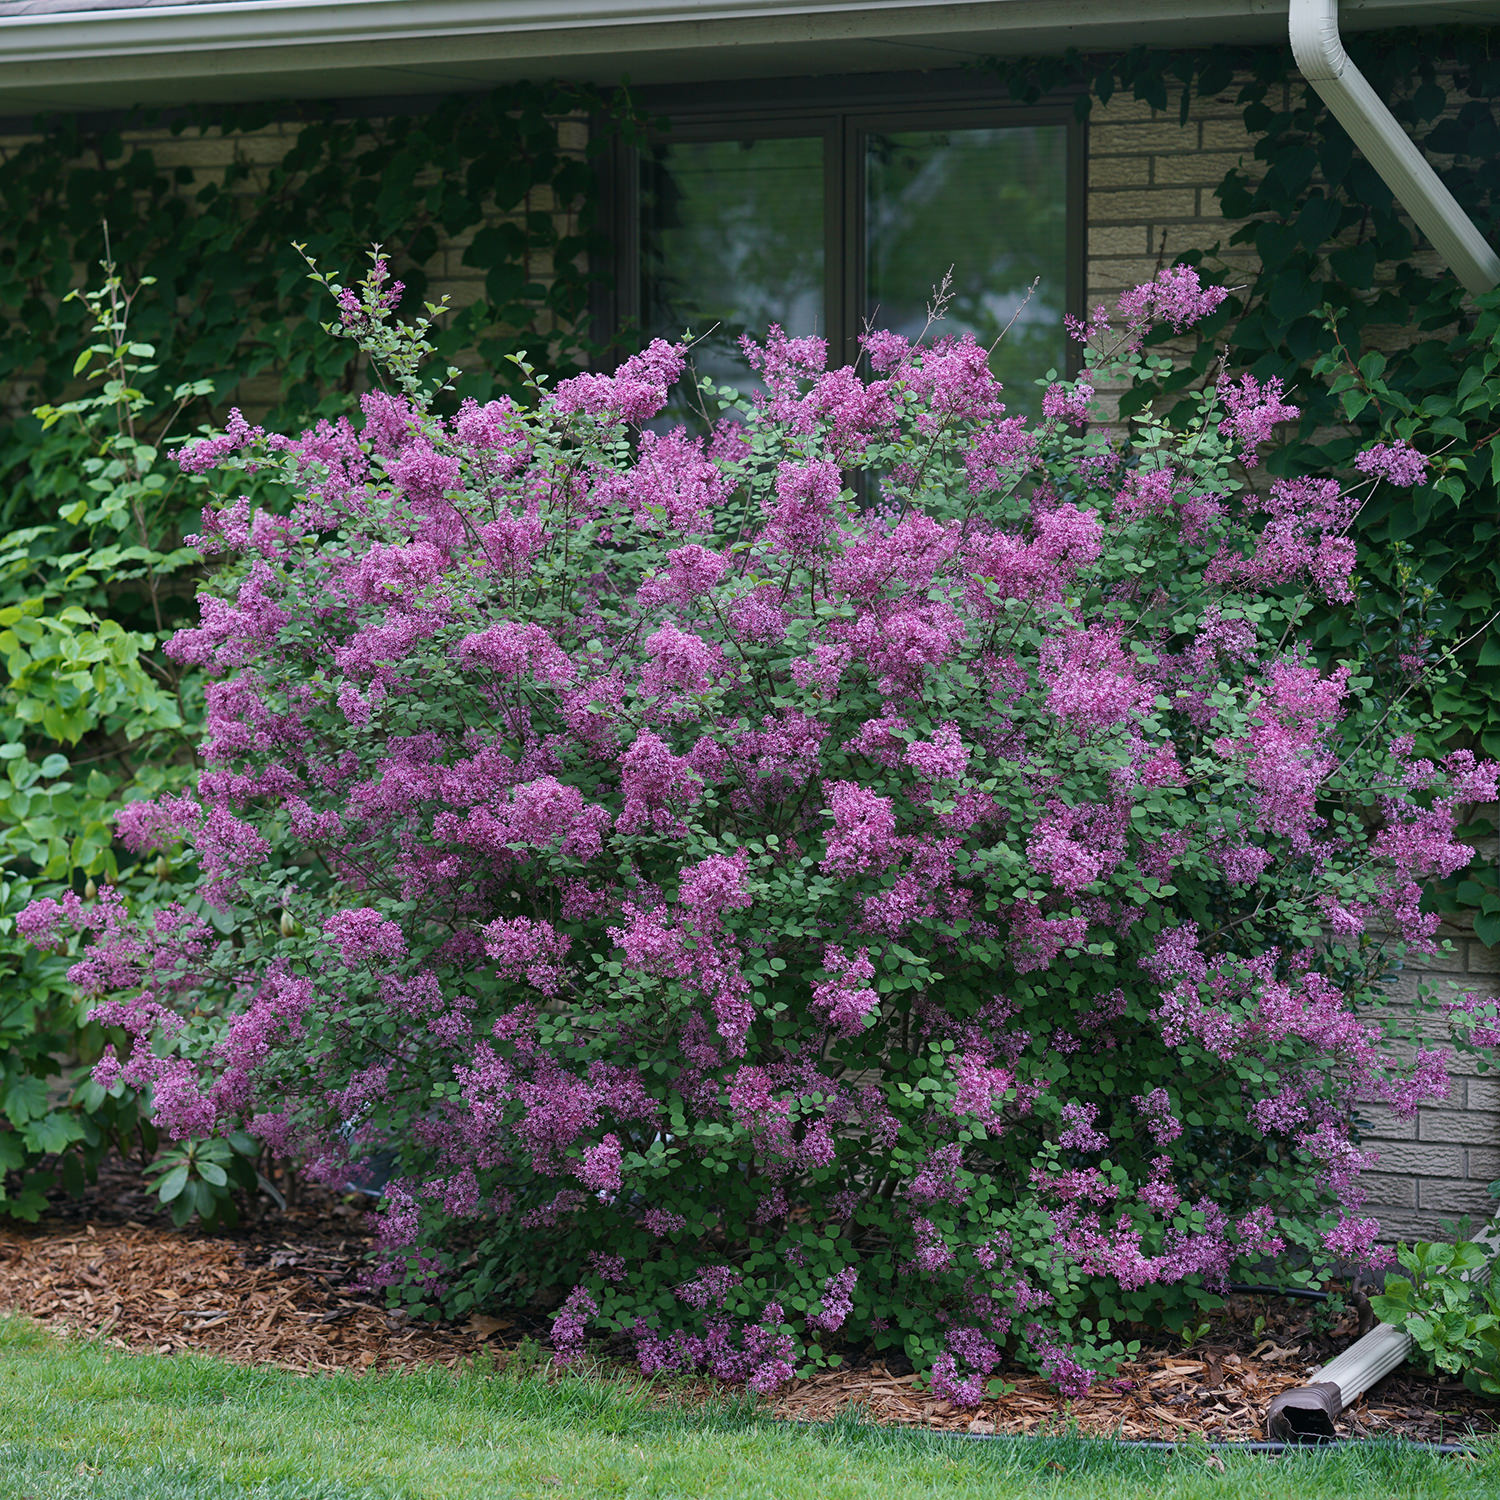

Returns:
1289,0,1500,296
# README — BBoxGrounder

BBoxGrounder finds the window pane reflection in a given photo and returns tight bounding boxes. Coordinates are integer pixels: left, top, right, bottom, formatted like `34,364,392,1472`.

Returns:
640,136,824,395
865,126,1069,417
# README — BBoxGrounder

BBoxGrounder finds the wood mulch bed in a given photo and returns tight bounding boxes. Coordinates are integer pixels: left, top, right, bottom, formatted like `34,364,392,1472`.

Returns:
1,1162,1496,1445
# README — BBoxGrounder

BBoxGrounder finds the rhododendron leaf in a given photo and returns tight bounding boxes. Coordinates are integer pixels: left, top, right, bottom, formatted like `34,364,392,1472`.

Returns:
155,1163,190,1203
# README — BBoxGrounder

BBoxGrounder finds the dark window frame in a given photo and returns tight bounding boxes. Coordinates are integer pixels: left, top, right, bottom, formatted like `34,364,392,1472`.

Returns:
596,71,1087,373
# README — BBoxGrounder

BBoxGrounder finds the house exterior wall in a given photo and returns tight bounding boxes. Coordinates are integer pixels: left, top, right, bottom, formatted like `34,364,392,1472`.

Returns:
4,67,1496,1245
1366,903,1500,1240
1086,81,1276,311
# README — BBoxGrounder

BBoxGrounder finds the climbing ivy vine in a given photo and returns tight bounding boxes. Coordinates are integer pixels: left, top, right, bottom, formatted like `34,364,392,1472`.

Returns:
988,32,1500,937
0,81,652,536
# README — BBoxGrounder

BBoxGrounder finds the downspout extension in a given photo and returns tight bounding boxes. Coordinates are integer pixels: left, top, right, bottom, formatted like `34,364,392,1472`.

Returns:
1288,0,1500,296
1266,1321,1414,1440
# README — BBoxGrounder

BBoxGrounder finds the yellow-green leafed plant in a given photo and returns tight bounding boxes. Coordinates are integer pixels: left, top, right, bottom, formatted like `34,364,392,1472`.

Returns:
1370,1238,1500,1398
0,256,220,1219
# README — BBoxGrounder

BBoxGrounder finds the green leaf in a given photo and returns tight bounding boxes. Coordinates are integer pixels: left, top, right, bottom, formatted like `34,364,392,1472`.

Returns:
2,1076,51,1127
21,1112,85,1155
1450,1242,1490,1275
155,1163,190,1203
0,1132,26,1172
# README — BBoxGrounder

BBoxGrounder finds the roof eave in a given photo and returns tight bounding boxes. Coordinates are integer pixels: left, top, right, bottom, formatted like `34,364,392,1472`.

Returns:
3,0,1498,114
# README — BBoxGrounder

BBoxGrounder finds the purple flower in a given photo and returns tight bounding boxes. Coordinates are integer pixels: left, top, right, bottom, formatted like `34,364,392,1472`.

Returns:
809,1268,858,1333
1058,1102,1109,1153
1216,374,1300,464
1355,441,1429,488
578,1134,623,1195
324,908,406,963
1117,265,1227,345
551,1286,599,1365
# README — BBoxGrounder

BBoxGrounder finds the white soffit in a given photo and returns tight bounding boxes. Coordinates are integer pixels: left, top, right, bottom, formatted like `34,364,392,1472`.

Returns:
3,0,1500,113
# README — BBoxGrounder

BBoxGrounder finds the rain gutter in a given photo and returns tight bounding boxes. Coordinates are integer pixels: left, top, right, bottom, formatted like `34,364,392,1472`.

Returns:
1288,0,1500,295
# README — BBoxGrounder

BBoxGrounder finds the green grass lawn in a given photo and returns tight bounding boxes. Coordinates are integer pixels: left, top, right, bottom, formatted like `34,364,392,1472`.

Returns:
0,1316,1494,1500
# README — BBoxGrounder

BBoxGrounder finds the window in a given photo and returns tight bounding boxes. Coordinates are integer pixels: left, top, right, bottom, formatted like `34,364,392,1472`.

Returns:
608,78,1082,417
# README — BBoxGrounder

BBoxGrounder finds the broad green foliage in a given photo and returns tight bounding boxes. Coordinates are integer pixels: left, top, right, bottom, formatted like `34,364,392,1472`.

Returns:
144,1131,268,1228
0,269,212,1216
0,79,648,1213
1370,1238,1500,1397
0,85,646,1209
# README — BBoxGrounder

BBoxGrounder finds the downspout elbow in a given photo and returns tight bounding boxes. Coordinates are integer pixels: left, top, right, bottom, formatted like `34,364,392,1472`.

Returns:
1288,0,1500,296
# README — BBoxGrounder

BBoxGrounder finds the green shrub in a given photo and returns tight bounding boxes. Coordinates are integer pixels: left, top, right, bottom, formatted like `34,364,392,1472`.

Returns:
0,264,210,1216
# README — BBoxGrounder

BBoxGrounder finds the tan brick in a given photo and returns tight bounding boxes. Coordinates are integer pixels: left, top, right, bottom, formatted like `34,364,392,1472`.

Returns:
1377,1208,1441,1242
1416,1177,1497,1215
438,281,493,312
1362,1173,1418,1208
1419,1109,1500,1143
1087,154,1152,189
1089,122,1199,155
1090,96,1162,125
1199,118,1261,152
1088,188,1199,223
1357,1107,1419,1141
1087,257,1170,292
1467,941,1500,974
1444,1050,1487,1080
1198,83,1264,112
1367,1143,1463,1176
1088,225,1153,257
138,137,244,170
1402,941,1467,974
1152,151,1250,186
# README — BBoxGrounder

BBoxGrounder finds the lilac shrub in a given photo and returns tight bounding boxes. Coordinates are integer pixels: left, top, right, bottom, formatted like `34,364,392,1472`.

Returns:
27,257,1499,1399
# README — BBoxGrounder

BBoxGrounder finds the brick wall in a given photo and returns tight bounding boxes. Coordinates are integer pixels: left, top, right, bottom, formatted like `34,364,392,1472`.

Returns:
1081,84,1270,422
1361,895,1500,1241
1085,82,1278,312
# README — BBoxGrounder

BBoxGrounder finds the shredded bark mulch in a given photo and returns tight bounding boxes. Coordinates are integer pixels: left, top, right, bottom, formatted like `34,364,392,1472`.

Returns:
1,1164,1496,1444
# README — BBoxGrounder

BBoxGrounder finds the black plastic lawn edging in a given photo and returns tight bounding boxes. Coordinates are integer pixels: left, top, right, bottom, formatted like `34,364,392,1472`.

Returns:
774,1415,1483,1459
956,1434,1481,1457
1226,1283,1331,1302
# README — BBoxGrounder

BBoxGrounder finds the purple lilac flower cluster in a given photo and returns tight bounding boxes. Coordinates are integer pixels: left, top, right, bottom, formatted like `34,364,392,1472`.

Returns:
28,261,1500,1404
